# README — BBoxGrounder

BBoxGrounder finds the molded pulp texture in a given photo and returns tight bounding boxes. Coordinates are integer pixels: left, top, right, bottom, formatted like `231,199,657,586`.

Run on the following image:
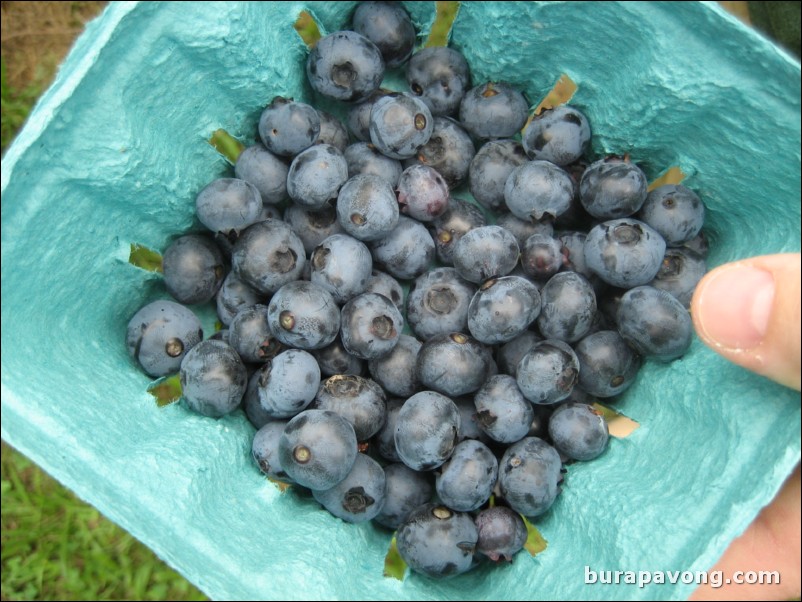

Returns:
2,2,800,600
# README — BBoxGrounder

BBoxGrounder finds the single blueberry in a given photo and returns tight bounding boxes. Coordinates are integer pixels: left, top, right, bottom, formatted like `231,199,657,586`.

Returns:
258,96,321,157
126,300,203,377
522,105,591,166
307,30,385,102
406,46,471,117
548,402,609,461
179,339,247,418
459,81,529,140
278,409,358,490
162,234,226,305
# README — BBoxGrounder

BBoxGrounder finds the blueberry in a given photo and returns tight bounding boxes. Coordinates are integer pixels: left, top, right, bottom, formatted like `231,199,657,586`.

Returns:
234,144,289,206
504,160,575,223
287,144,348,211
406,47,471,117
283,204,344,256
231,220,306,295
537,271,597,343
312,337,365,378
548,402,609,461
496,212,554,250
243,371,273,429
454,396,489,443
372,396,404,462
258,96,320,157
395,391,460,471
616,285,693,361
474,374,535,444
256,349,321,418
307,30,385,102
229,304,283,364
467,276,541,345
340,292,403,360
649,247,707,308
346,89,392,142
584,218,666,288
352,1,416,68
369,93,434,160
474,506,528,562
452,225,520,284
436,439,498,512
374,463,434,530
215,272,267,327
405,267,472,341
252,420,292,483
179,339,248,418
496,330,542,377
520,233,564,281
278,409,358,490
313,453,386,523
638,184,705,245
126,300,203,377
416,333,493,397
681,230,710,258
406,116,476,189
396,503,478,578
162,234,226,305
516,340,579,405
195,178,262,235
364,269,404,310
370,216,435,281
556,230,595,282
579,156,648,219
427,197,485,265
336,174,400,242
344,141,403,187
310,234,373,304
315,110,350,152
469,139,527,212
396,164,450,222
368,334,421,398
522,105,591,166
313,374,386,441
459,81,528,140
267,280,340,350
497,437,562,517
574,330,641,398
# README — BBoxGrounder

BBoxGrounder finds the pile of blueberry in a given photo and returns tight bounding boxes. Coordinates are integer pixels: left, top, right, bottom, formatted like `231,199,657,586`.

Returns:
125,2,708,580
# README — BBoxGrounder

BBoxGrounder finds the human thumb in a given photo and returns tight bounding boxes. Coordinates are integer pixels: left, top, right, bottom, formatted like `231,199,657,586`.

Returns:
691,253,801,391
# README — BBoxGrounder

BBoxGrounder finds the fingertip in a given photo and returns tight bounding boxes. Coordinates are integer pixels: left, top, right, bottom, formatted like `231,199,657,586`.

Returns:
691,253,801,391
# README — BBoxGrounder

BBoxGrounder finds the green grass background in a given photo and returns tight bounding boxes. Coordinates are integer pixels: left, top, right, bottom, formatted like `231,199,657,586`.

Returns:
1,1,798,600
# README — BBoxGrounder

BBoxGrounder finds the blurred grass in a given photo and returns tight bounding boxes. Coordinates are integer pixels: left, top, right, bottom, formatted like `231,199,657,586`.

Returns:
0,1,798,601
1,3,208,600
1,444,207,601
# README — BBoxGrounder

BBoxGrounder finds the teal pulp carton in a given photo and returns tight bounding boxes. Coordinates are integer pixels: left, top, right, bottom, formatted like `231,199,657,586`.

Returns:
1,2,800,600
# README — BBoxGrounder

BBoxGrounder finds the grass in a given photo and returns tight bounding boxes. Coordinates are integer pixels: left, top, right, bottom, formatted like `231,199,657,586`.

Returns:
1,444,207,601
1,3,208,599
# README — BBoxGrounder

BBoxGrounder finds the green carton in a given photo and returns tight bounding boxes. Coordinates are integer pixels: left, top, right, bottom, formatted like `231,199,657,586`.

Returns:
2,2,800,600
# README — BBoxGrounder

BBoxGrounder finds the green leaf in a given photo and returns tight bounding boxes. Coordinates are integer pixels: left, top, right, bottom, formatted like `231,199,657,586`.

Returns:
425,2,460,47
383,536,407,580
294,10,323,48
648,166,686,192
591,402,640,439
208,128,245,164
147,375,183,407
128,243,163,273
268,478,292,493
521,515,548,557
